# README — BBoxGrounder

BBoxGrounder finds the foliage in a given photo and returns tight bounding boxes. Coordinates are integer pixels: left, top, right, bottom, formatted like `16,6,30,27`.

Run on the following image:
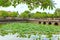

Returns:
29,13,34,18
47,13,53,18
0,11,18,18
0,11,8,18
41,12,47,18
0,0,11,7
0,9,60,18
19,10,60,18
54,8,60,18
30,12,47,18
31,12,41,19
0,0,55,10
0,22,60,37
8,12,18,17
19,11,30,18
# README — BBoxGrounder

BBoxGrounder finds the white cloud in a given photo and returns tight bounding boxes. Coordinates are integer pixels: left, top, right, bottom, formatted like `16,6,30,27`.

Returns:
54,0,60,8
0,4,29,14
15,4,29,14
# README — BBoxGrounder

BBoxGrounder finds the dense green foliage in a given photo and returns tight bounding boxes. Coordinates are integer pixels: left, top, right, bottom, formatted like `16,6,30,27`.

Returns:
0,23,60,36
0,0,11,7
31,12,47,19
47,13,53,18
0,0,55,10
8,12,18,17
54,8,60,18
0,9,60,19
0,11,8,18
19,8,60,18
31,12,42,19
19,11,30,18
0,11,18,18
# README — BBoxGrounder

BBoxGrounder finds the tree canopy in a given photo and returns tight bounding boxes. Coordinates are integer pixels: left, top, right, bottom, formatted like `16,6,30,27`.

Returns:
0,10,60,19
0,0,55,10
54,8,60,18
19,11,30,18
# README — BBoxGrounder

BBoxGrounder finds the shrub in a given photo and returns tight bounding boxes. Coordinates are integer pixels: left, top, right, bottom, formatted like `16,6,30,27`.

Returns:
41,12,47,18
19,11,30,18
31,12,41,19
47,13,53,18
54,8,60,18
0,11,8,18
30,12,47,19
8,12,18,17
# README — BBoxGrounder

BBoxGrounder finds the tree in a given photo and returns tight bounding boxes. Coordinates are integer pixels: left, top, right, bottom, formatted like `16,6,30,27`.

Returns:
0,0,11,7
0,10,8,18
47,13,53,18
0,0,55,10
41,12,47,18
30,12,47,19
8,12,18,17
19,11,30,18
29,13,34,18
32,12,41,19
54,8,60,18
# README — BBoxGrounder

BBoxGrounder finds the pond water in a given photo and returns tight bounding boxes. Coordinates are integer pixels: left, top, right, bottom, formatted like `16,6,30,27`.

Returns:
0,33,60,40
0,33,32,40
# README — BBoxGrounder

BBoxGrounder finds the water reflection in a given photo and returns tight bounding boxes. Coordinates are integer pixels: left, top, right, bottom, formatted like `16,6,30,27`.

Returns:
0,33,60,40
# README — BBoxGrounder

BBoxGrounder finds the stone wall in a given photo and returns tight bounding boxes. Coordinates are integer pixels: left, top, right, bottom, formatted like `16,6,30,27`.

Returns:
0,18,60,26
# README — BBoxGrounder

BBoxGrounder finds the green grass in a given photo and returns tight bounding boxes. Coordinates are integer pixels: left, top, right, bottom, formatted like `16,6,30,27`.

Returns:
0,22,60,36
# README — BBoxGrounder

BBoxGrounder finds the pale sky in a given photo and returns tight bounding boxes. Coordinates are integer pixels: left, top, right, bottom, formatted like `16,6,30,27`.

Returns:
0,0,60,14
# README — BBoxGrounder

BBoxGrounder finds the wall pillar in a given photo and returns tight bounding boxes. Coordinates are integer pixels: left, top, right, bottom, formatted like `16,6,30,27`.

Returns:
58,22,60,26
41,21,43,24
51,22,54,25
46,22,48,25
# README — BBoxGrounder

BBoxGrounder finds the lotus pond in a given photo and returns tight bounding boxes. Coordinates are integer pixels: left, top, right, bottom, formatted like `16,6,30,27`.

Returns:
0,22,60,37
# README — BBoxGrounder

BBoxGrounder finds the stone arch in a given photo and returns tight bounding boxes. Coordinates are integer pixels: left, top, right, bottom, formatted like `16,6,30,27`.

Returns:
43,22,46,24
54,22,58,25
39,21,41,24
48,22,51,25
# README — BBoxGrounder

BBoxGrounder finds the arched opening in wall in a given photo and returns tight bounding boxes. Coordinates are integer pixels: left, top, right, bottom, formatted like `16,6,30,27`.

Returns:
39,21,41,24
43,22,46,24
54,22,58,25
48,22,51,25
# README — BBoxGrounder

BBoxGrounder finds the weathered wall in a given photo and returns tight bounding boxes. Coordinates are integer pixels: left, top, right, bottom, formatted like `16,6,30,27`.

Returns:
0,18,60,26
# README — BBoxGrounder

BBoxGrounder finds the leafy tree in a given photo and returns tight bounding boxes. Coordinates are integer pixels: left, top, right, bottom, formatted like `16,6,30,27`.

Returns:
20,11,30,18
41,12,47,18
0,10,8,18
29,13,34,18
7,11,18,17
32,12,41,19
53,13,56,18
47,13,53,18
30,12,47,19
54,8,60,18
0,0,11,7
0,0,55,10
0,11,18,18
10,12,18,17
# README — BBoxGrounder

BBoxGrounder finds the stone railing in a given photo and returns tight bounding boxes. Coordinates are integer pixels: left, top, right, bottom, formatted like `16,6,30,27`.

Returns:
0,18,60,26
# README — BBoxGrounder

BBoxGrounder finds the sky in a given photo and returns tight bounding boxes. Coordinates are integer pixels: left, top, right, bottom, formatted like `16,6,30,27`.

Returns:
0,0,60,14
